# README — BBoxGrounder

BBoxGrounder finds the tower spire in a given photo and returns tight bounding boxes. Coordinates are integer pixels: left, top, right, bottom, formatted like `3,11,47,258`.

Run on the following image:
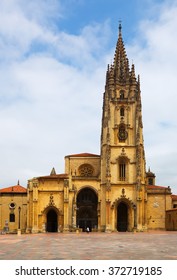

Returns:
101,23,147,232
112,23,129,83
50,167,56,176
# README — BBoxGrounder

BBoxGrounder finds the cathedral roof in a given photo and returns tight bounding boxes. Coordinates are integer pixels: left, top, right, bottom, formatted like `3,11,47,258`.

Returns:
65,152,100,158
0,184,27,193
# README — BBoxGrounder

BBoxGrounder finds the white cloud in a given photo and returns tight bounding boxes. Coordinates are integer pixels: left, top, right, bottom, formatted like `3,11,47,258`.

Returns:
0,1,109,187
0,53,105,186
127,1,177,191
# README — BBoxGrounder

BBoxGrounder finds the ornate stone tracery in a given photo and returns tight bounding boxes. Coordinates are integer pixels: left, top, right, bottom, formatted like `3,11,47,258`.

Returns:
78,164,94,177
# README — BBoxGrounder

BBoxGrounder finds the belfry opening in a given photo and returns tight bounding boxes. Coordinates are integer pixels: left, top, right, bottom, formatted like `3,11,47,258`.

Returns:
76,187,98,231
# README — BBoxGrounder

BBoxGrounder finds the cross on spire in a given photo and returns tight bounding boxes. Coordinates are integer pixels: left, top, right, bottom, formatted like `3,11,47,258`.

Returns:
119,20,122,35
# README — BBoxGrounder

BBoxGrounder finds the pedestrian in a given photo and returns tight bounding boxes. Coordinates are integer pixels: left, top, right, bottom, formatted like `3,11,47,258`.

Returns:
86,227,90,233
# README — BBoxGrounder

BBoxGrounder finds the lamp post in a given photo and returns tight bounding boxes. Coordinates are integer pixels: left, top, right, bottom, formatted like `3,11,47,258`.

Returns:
18,206,21,235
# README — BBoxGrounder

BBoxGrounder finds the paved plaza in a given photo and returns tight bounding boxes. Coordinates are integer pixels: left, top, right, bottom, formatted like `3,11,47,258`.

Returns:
0,231,177,260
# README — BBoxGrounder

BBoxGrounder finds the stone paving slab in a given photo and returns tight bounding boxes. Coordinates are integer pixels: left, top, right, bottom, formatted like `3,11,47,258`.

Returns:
0,231,177,260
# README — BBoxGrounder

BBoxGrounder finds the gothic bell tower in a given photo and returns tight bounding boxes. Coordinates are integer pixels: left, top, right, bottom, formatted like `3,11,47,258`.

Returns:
100,24,147,232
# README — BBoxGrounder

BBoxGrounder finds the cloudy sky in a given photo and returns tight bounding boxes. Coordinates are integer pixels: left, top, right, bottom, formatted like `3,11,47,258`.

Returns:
0,0,177,193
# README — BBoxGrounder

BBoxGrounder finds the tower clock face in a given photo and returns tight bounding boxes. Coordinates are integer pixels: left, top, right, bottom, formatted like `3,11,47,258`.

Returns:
118,128,128,140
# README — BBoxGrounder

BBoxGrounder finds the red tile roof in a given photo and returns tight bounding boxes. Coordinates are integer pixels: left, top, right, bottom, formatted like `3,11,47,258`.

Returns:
65,152,100,158
0,185,27,193
166,208,177,212
147,185,168,189
172,195,177,201
38,173,69,180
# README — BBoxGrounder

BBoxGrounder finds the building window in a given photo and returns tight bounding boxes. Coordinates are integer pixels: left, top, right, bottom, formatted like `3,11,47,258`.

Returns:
120,90,124,99
120,107,124,117
10,213,15,222
78,164,94,177
9,202,16,209
119,163,126,181
148,178,153,185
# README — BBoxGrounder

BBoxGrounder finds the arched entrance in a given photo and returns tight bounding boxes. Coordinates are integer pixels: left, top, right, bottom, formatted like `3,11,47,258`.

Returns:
117,202,128,232
76,187,98,231
46,209,58,232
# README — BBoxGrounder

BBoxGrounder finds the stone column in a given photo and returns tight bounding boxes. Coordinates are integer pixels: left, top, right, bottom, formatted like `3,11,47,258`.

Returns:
32,201,38,233
105,199,111,232
63,179,69,232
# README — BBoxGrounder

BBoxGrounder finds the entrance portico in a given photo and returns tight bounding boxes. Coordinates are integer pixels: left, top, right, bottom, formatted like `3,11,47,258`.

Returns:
110,198,136,232
41,206,63,233
117,202,128,231
76,187,98,231
47,209,58,232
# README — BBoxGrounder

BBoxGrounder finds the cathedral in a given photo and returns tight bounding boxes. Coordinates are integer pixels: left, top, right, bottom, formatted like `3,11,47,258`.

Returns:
0,24,177,233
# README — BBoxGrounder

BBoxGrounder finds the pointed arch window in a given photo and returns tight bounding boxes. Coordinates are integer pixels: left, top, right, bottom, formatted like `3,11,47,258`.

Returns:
118,156,129,181
119,162,126,181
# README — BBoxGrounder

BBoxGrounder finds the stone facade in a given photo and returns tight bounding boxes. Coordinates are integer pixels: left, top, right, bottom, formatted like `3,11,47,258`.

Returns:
166,209,177,230
166,195,177,230
0,184,27,233
147,186,172,229
172,195,177,209
26,153,101,233
0,25,176,233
